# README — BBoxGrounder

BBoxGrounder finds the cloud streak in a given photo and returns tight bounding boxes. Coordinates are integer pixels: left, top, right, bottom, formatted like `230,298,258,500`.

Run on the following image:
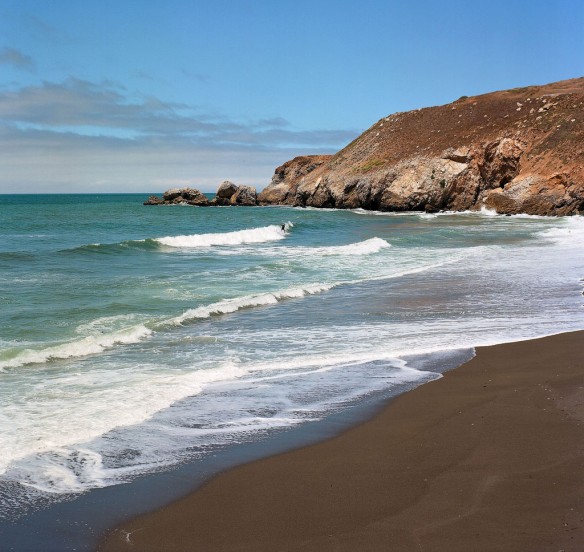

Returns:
0,78,356,146
0,78,358,193
0,48,35,72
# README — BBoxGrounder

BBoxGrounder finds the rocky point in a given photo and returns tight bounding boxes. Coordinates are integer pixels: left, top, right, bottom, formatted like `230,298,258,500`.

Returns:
258,77,584,215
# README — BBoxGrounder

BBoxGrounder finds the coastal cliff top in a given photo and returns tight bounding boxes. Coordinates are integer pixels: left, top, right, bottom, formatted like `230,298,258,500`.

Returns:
331,76,584,172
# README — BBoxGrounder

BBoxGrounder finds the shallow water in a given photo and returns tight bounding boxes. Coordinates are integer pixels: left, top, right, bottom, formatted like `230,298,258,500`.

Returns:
1,194,583,530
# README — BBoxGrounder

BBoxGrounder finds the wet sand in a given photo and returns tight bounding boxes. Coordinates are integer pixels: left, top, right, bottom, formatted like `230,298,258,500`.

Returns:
100,331,584,551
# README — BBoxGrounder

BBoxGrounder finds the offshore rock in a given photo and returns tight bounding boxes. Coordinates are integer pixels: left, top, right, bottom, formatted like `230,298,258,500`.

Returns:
143,195,163,205
146,188,209,206
215,180,240,205
230,185,258,206
258,77,584,216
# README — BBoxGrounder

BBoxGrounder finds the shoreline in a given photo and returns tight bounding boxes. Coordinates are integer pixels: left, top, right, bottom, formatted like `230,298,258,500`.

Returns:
99,330,584,551
0,348,471,551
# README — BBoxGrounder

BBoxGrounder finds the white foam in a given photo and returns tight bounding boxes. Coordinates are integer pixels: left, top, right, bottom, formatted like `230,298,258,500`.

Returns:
156,224,287,248
297,237,390,256
0,324,152,370
168,283,334,326
478,206,499,216
0,351,432,495
537,216,584,245
0,359,250,481
75,314,142,336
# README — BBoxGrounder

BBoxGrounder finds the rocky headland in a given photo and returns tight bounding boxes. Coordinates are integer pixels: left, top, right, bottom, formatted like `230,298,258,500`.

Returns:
258,77,584,215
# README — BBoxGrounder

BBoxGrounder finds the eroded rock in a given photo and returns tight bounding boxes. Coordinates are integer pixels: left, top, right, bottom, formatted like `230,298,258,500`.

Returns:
230,185,257,206
258,77,584,216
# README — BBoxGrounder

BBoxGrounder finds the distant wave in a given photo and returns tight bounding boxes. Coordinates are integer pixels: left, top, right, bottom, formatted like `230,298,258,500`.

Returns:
350,206,557,220
296,237,390,256
62,223,293,254
156,224,291,248
0,251,36,262
61,239,159,255
226,237,391,258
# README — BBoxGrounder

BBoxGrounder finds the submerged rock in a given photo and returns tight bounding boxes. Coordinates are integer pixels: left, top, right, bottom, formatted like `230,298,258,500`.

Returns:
143,195,163,205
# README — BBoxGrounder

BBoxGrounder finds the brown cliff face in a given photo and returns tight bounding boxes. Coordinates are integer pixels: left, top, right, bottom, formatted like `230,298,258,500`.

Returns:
258,78,584,215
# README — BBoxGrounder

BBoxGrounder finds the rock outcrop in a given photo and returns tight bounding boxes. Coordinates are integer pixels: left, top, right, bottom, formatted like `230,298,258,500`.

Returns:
229,185,257,206
144,182,259,206
258,77,584,215
215,181,240,205
144,188,210,206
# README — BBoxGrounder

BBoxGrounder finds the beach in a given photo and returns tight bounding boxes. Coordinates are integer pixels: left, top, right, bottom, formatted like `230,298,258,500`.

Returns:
100,330,584,551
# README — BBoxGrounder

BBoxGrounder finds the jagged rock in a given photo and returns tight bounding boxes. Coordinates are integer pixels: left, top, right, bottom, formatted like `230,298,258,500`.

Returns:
147,187,209,206
230,185,257,206
442,146,471,163
181,188,210,206
482,190,519,214
478,138,524,189
214,181,239,205
162,188,183,201
258,155,332,205
258,77,584,216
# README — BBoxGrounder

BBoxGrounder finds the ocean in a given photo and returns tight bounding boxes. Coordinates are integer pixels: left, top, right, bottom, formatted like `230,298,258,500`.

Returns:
0,194,583,548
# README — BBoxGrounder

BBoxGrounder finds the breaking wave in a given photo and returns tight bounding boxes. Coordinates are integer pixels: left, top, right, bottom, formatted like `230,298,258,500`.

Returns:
156,224,291,248
165,283,334,326
0,281,332,370
0,325,153,371
62,223,293,254
537,216,584,245
288,237,390,256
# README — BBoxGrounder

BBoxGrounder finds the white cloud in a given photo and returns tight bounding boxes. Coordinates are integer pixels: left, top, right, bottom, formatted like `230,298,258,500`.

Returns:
0,79,357,193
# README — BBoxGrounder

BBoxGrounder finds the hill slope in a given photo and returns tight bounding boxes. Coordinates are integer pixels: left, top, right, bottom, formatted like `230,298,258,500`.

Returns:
258,78,584,215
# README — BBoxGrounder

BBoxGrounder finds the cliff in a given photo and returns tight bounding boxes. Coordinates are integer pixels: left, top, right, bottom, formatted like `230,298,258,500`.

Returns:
258,78,584,215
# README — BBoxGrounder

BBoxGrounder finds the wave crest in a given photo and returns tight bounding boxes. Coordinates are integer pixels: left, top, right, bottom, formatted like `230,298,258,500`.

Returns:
0,325,152,370
156,224,289,248
307,237,390,256
166,284,333,326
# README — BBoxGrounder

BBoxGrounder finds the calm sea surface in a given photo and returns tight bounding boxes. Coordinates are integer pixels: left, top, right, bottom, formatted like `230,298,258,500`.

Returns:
1,194,583,527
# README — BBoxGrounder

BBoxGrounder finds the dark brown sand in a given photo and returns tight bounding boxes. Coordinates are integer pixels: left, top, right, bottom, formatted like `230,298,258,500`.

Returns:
100,331,584,551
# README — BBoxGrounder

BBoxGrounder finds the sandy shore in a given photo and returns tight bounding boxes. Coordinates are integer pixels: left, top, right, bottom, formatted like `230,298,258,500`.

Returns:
100,331,584,551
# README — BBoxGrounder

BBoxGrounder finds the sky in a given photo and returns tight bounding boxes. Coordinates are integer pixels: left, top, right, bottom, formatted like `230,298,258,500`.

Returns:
0,0,582,193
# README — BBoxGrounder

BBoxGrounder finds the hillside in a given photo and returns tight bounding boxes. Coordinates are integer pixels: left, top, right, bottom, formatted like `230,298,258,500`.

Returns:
258,78,584,215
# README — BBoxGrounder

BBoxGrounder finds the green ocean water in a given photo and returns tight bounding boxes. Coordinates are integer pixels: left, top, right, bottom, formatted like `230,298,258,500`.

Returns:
1,193,583,519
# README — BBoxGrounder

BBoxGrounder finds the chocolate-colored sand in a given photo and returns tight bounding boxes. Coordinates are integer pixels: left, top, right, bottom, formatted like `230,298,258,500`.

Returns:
100,331,584,551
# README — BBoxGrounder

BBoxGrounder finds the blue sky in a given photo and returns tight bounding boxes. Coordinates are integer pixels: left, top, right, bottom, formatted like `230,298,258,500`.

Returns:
0,0,582,193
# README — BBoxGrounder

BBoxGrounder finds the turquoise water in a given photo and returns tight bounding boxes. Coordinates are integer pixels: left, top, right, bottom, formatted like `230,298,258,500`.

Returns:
1,194,583,519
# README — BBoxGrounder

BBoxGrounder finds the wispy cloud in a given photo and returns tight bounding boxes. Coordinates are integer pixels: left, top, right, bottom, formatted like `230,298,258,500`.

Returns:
0,78,357,147
0,78,358,192
0,48,35,72
181,68,210,83
22,13,75,44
